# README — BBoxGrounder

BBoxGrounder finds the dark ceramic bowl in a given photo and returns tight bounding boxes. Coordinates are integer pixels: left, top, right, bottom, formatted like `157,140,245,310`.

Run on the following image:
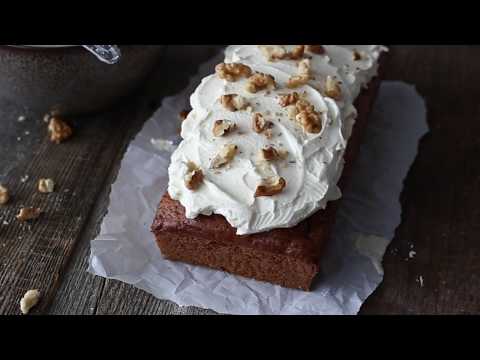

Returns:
0,45,166,116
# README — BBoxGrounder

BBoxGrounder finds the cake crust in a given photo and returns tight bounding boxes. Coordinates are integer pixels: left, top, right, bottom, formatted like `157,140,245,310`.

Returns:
152,54,387,291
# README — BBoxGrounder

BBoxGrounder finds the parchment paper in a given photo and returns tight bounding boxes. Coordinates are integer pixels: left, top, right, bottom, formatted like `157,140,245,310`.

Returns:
88,51,428,315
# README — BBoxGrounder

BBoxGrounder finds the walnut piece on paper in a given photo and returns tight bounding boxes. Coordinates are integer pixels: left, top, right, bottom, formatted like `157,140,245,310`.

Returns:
38,178,55,194
20,289,41,315
220,94,248,112
215,63,252,82
246,72,276,93
184,162,204,191
0,185,9,205
213,120,237,137
325,76,342,100
48,116,73,144
16,207,42,222
255,176,286,197
210,144,238,169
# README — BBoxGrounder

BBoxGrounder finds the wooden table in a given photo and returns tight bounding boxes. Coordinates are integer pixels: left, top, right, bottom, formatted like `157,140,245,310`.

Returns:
0,46,478,315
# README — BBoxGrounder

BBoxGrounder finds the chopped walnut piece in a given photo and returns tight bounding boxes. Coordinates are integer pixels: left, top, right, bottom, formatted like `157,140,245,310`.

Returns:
287,75,309,89
305,45,326,55
20,289,41,315
252,113,273,136
255,176,286,197
220,94,248,112
259,45,287,61
16,207,42,222
287,45,305,60
259,146,288,162
298,59,311,77
0,185,9,205
246,72,276,93
296,109,322,134
325,76,342,100
210,144,238,169
215,63,252,82
279,92,300,107
184,162,204,191
38,178,55,193
353,49,362,61
213,120,237,137
48,117,73,144
179,110,190,121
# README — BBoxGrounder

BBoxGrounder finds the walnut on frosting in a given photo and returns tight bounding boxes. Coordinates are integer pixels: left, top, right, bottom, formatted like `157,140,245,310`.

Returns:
353,49,363,61
286,45,305,60
220,94,248,112
259,45,287,62
252,113,274,138
325,76,342,100
278,92,300,107
210,144,238,169
215,63,252,82
305,45,326,55
213,120,237,137
255,176,286,197
246,72,276,93
185,162,204,191
259,146,288,162
287,59,311,89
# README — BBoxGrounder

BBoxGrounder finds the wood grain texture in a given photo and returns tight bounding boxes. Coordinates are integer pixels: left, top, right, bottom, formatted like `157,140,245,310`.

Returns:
2,45,479,315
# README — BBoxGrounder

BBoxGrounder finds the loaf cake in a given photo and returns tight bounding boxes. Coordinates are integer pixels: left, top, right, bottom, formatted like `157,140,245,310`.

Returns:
152,45,388,291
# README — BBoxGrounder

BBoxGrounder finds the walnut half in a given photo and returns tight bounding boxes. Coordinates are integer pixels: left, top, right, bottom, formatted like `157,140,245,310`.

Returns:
279,92,300,107
287,59,311,89
48,117,73,144
184,162,204,191
259,146,288,162
252,113,274,139
246,72,276,93
255,177,286,197
0,185,9,205
220,94,248,112
215,63,252,82
213,120,237,137
210,144,238,169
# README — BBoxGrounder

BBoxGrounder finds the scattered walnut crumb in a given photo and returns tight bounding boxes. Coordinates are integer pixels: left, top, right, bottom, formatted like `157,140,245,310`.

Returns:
184,162,204,191
279,92,300,107
215,62,252,82
246,72,276,93
179,110,190,121
325,76,342,100
306,45,326,55
0,185,9,205
20,289,40,315
259,146,288,162
210,144,238,169
255,177,286,197
38,178,55,194
48,117,73,144
16,207,42,222
220,94,248,112
213,120,237,137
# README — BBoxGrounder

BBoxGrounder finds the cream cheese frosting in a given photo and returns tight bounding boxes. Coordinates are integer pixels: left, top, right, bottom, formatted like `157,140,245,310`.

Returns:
168,45,387,235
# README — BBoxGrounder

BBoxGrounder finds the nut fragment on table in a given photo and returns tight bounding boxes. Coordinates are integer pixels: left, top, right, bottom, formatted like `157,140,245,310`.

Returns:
184,162,204,191
255,176,286,197
38,178,55,194
213,120,237,137
20,289,41,315
0,185,9,205
216,63,252,82
210,144,238,169
16,207,42,222
48,116,73,144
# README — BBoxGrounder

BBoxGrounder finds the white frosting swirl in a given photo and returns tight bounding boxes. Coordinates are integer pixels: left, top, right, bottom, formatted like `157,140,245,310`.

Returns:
168,45,387,235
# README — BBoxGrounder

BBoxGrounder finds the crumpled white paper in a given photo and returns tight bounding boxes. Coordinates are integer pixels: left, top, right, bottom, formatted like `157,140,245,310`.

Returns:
88,51,429,315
